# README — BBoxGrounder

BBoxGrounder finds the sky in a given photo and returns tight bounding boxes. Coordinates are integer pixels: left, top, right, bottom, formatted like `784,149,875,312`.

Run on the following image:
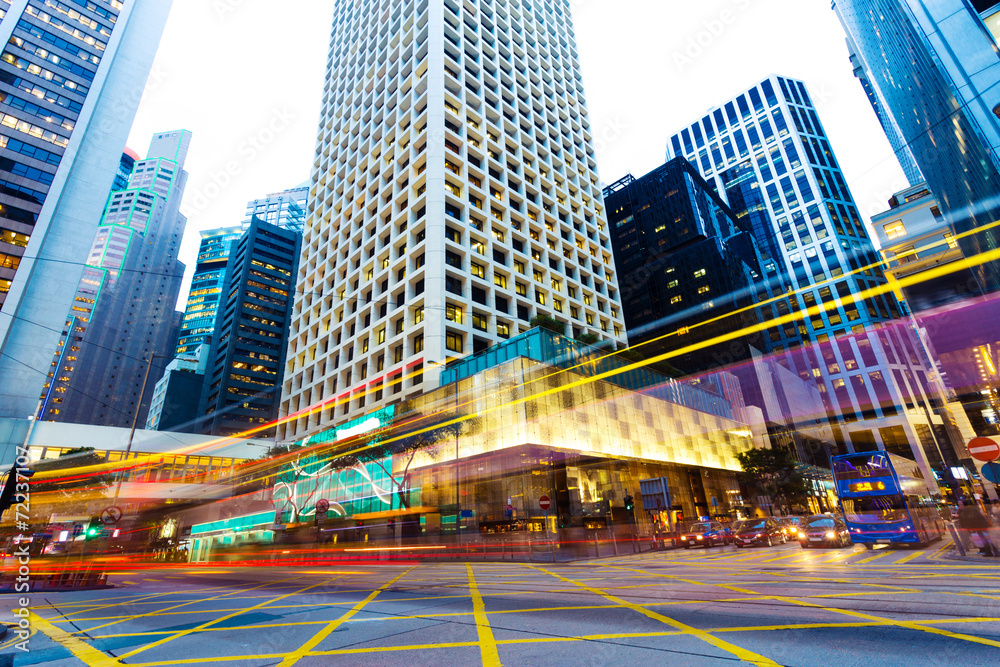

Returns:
127,0,908,309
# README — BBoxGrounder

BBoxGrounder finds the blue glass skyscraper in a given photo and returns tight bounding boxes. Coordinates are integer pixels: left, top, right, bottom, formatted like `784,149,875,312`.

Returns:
834,0,1000,297
176,227,242,355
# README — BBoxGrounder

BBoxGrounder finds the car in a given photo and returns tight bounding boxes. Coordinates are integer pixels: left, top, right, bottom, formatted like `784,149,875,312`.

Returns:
798,514,852,548
778,516,804,540
734,518,786,547
681,521,731,548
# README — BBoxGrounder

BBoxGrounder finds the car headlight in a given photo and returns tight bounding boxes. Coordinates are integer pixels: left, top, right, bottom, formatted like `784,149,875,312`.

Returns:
696,535,703,540
825,531,835,539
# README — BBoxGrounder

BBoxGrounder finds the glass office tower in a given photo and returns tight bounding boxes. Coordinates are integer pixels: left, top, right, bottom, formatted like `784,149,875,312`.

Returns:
834,0,1000,298
279,0,627,440
668,76,975,486
39,131,191,428
0,0,174,423
176,227,243,355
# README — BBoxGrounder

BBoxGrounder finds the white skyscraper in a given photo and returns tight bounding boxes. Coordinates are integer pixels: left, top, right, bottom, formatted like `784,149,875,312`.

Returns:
280,0,626,441
0,0,174,426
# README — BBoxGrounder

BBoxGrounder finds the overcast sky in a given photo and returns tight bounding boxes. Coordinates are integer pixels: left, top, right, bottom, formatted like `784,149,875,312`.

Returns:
128,0,907,309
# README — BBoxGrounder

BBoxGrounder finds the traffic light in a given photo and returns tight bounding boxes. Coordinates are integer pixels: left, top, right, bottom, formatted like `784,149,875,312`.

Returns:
85,516,102,541
0,463,34,517
624,494,635,512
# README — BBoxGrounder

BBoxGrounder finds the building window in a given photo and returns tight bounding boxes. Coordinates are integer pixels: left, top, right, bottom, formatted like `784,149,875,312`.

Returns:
394,345,403,364
671,296,682,304
446,304,463,323
884,220,906,239
694,269,707,278
472,312,488,331
446,331,463,352
378,327,386,344
516,282,527,296
471,262,486,278
698,286,710,294
535,292,546,306
414,306,424,324
497,322,510,338
553,299,563,313
414,335,424,353
668,280,679,289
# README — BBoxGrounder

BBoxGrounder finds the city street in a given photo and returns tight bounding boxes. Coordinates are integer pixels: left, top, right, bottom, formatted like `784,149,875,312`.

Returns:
4,539,999,666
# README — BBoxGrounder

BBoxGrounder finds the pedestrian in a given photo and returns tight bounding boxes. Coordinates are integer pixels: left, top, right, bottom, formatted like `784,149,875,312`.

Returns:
958,501,996,557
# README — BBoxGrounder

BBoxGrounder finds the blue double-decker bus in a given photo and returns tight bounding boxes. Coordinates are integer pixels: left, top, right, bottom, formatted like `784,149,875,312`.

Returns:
831,452,944,549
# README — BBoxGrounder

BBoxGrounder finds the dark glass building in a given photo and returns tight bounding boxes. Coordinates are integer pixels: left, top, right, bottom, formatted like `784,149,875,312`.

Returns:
604,158,781,373
197,217,300,437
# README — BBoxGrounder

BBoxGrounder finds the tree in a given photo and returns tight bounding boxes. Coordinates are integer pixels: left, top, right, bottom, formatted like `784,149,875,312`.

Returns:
530,315,565,336
334,416,470,509
735,446,810,515
576,332,600,346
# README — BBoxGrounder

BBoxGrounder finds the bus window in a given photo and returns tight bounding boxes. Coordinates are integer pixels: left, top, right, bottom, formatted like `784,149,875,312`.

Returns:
842,496,908,524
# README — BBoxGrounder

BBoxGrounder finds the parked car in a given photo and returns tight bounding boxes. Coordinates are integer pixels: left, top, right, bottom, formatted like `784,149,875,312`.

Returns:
778,516,804,540
734,518,786,548
798,514,852,548
682,521,732,548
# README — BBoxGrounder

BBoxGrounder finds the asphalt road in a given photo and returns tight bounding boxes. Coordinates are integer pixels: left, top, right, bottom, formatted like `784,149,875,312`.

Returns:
3,539,999,666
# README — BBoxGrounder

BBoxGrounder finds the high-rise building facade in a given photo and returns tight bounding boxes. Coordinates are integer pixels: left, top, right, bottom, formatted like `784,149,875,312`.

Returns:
242,185,308,233
199,217,300,437
279,0,626,441
176,226,242,355
833,0,1000,297
0,0,174,424
39,130,191,428
668,76,973,485
113,149,139,192
872,184,976,312
603,158,782,372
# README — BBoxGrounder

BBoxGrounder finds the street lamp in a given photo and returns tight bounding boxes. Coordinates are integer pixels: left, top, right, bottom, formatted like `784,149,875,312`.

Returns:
113,354,173,501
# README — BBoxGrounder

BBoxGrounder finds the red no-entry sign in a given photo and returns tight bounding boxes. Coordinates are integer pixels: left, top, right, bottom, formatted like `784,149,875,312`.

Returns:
968,437,1000,463
539,495,551,511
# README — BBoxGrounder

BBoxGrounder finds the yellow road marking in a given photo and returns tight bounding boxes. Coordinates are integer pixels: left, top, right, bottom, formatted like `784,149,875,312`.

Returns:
526,565,779,666
27,611,121,666
275,567,415,666
467,564,502,667
115,575,340,662
69,575,306,636
855,550,892,564
894,550,927,565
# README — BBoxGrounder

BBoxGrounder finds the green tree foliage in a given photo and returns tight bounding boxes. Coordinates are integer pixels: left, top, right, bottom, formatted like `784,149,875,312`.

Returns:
735,446,810,514
530,315,565,335
576,332,600,346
